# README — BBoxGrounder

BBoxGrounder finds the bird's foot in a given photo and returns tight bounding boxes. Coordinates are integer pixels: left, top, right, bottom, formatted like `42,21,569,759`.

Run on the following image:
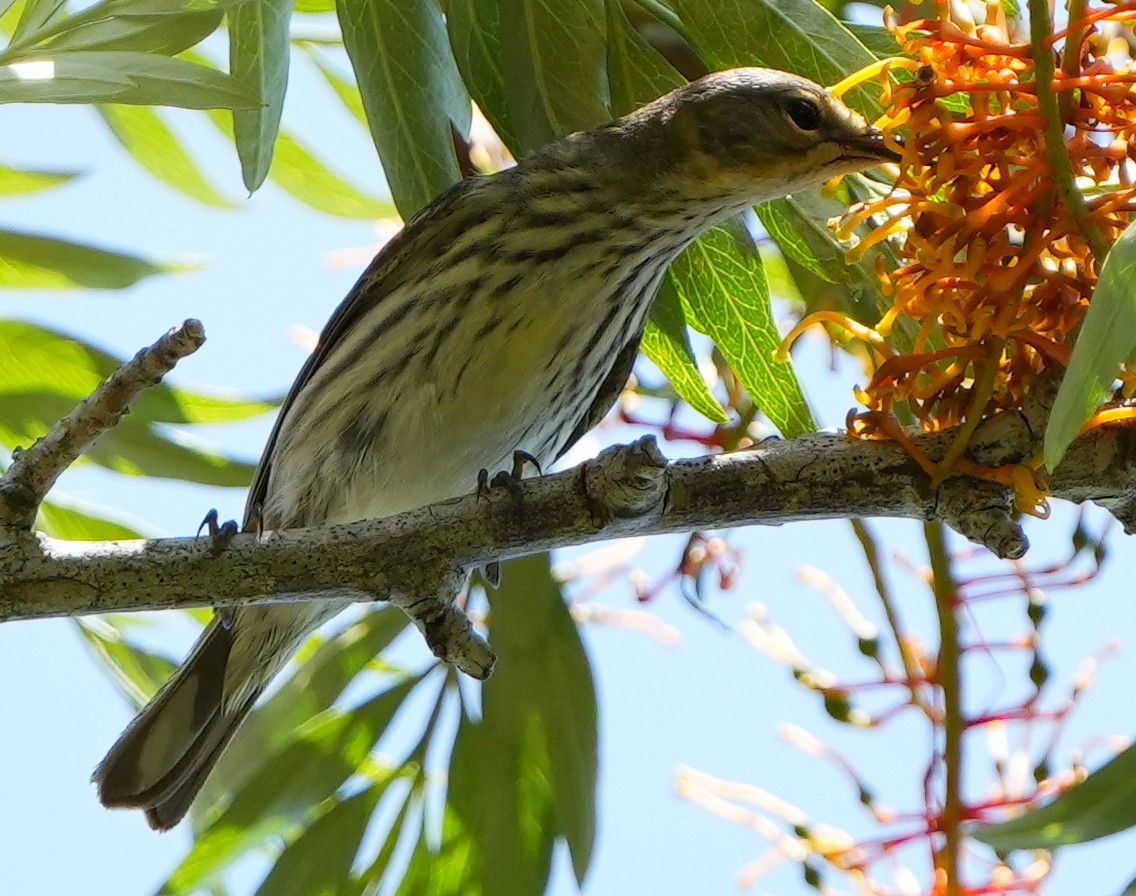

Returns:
475,451,543,588
196,509,239,554
197,509,240,629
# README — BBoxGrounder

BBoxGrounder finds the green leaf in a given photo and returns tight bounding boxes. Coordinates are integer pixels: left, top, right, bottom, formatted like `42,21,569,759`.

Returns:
497,0,609,151
337,0,468,218
0,51,261,108
302,46,366,126
0,161,78,195
445,0,518,150
650,0,880,114
254,785,382,896
269,130,397,218
40,8,224,55
642,282,728,424
757,195,890,324
75,616,179,708
99,104,236,207
1046,220,1136,470
293,0,331,11
450,555,598,888
973,743,1136,849
161,676,423,895
672,224,816,437
10,0,66,42
605,0,683,115
37,497,147,539
205,608,410,801
0,320,273,425
396,803,479,896
0,229,178,288
230,0,293,192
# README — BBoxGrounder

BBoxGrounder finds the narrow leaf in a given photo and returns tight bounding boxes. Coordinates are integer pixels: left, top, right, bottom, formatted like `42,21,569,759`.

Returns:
254,786,382,896
450,555,598,887
0,161,77,195
0,51,261,108
38,497,147,540
41,8,223,55
206,608,410,799
445,0,518,150
653,0,879,115
99,104,236,207
605,0,683,115
0,229,177,288
337,0,468,217
269,130,397,218
642,282,728,424
230,0,293,191
161,677,423,894
672,225,816,437
973,743,1136,849
1046,220,1136,469
497,0,609,151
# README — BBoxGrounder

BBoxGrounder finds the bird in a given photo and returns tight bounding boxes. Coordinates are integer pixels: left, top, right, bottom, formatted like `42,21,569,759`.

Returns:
94,67,898,830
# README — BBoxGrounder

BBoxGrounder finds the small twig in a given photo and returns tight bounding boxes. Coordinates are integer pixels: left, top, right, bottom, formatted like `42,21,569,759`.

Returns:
1028,0,1110,263
926,520,964,896
0,320,206,533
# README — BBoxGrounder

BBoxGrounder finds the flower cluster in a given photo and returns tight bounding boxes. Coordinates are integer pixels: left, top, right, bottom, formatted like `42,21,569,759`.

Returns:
832,0,1136,479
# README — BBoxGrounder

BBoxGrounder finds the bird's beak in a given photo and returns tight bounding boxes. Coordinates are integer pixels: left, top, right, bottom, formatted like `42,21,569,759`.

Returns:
841,127,902,165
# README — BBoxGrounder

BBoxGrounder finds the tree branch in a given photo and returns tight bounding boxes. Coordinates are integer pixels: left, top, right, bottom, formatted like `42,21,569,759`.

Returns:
3,413,1133,621
2,323,1135,680
0,319,206,533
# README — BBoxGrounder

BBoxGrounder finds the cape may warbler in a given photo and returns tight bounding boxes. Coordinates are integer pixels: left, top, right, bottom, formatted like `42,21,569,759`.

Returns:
95,67,896,829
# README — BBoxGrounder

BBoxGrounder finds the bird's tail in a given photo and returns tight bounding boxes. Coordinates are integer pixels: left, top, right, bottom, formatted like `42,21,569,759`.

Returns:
93,619,260,831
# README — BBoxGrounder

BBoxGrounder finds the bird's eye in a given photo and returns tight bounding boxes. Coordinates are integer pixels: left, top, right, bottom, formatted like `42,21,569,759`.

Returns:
786,97,824,131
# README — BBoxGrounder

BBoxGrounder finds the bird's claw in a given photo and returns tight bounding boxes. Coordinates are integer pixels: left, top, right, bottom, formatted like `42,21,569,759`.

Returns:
196,509,239,555
475,451,543,587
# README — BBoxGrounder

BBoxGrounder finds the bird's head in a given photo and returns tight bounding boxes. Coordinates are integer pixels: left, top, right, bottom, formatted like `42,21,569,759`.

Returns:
602,68,898,214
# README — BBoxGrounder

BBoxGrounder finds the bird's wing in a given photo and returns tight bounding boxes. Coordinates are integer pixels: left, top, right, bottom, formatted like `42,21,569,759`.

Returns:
554,330,642,462
242,181,480,527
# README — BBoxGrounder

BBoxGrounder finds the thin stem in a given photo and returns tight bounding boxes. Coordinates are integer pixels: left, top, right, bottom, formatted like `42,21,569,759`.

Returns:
850,519,934,716
1028,0,1111,263
933,336,1004,485
1058,0,1088,122
925,520,964,896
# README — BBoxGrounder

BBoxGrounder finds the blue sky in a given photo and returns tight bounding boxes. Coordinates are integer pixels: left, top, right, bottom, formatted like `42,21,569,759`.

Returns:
4,55,1136,896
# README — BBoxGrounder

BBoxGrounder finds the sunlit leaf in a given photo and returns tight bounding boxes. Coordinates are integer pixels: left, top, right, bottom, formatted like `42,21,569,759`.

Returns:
99,104,236,207
449,555,598,887
672,225,816,437
206,608,411,801
40,8,223,55
0,161,77,195
337,0,468,217
973,743,1136,849
650,0,879,115
0,319,274,424
37,497,148,540
1046,219,1136,470
10,0,66,42
642,283,728,424
0,51,261,108
0,229,179,288
269,130,397,218
254,785,382,896
230,0,293,191
162,676,424,894
302,46,366,125
75,616,179,708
